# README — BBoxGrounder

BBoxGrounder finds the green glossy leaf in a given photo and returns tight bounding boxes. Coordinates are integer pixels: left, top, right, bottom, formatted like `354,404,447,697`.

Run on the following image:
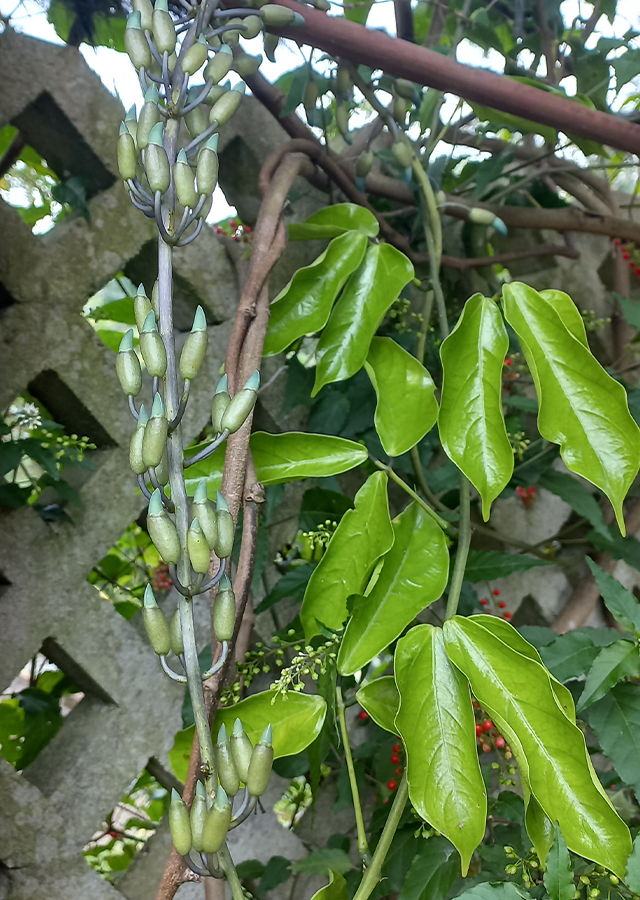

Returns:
439,294,513,519
458,884,531,900
356,676,399,734
626,835,640,893
338,503,449,675
539,628,624,682
395,625,486,874
365,337,438,457
263,232,368,357
539,471,611,541
398,835,459,900
307,871,348,900
292,850,352,875
288,204,379,240
469,101,557,144
503,282,640,533
301,472,394,640
443,615,631,876
544,825,574,900
539,290,589,349
464,550,550,582
586,559,640,636
313,244,414,396
259,857,291,893
87,297,136,326
577,641,639,712
184,432,368,498
586,683,640,797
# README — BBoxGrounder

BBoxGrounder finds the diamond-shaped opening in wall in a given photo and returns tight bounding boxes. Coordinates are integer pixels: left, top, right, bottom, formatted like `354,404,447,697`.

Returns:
0,649,86,771
83,758,178,883
82,272,140,353
0,385,106,520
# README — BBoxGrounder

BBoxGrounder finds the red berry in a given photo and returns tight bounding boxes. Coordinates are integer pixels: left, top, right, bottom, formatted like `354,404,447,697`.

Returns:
387,779,397,790
504,358,512,367
109,830,119,839
622,251,631,260
392,743,401,752
495,736,506,749
395,766,403,776
492,589,500,596
481,743,491,753
613,238,621,246
244,225,253,233
498,601,506,609
229,219,238,229
358,710,369,721
390,754,400,764
476,724,483,737
480,598,488,606
483,720,493,731
504,611,513,620
383,798,389,804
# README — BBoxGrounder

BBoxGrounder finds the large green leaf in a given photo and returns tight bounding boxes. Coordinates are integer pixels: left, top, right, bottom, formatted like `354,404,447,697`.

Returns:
86,297,136,325
313,243,414,395
263,232,368,357
307,871,348,900
503,283,640,533
469,101,557,144
586,559,640,636
397,835,460,900
544,825,574,900
626,835,640,893
443,616,631,875
395,625,486,874
540,289,589,349
184,432,367,498
338,503,449,675
576,641,639,712
365,337,438,457
288,203,379,240
356,676,399,735
464,550,550,582
586,683,640,797
301,472,394,640
439,294,513,520
539,628,624,682
168,692,327,782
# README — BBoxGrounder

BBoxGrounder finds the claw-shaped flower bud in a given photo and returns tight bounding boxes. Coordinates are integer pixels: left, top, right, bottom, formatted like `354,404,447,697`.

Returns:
209,83,245,127
215,491,234,559
118,122,137,181
187,516,211,574
435,190,446,206
116,329,142,396
393,94,408,125
125,10,152,70
137,84,161,152
132,0,153,31
185,89,211,138
263,32,279,62
124,104,138,144
336,103,350,144
179,306,208,380
130,402,148,474
145,122,171,194
173,148,197,210
169,788,192,856
143,584,171,655
196,134,219,195
201,786,232,854
336,64,351,98
207,83,227,106
220,370,259,435
134,283,154,333
214,574,236,642
233,51,263,77
221,17,243,46
468,207,508,234
151,279,160,317
260,4,305,26
394,78,415,101
241,14,263,39
152,0,176,55
247,725,274,798
142,392,168,469
182,34,208,76
215,723,240,796
303,79,318,116
169,606,183,656
204,44,233,84
190,781,207,853
392,140,413,171
154,447,169,486
147,488,181,563
230,718,253,783
211,374,230,434
193,481,218,549
140,309,167,377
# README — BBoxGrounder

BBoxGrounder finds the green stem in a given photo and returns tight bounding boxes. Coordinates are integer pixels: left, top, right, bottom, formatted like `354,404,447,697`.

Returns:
409,445,449,513
336,685,370,863
352,776,409,900
445,476,471,620
217,841,244,900
415,289,433,367
371,457,455,534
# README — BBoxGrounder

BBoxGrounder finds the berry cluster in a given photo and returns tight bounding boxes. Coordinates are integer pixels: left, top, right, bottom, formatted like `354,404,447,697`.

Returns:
387,742,404,791
479,588,512,620
213,218,253,244
151,562,173,593
269,632,340,699
504,846,540,889
515,484,536,507
613,238,640,281
508,430,531,461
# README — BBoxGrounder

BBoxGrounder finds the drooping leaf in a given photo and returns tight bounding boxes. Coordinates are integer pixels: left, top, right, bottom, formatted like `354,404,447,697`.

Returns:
338,503,449,675
254,566,314,614
586,683,640,797
586,559,640,636
365,337,438,457
259,857,292,893
612,49,640,90
538,471,611,541
539,628,624,682
397,835,460,900
307,871,348,900
184,432,368,498
464,550,550,582
503,282,640,534
576,641,639,712
395,625,487,874
301,472,394,640
356,676,399,735
343,0,374,25
263,232,368,356
292,849,352,875
288,203,379,240
469,102,557,144
626,835,640,893
439,294,512,519
313,244,414,395
544,825,574,900
443,616,631,876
